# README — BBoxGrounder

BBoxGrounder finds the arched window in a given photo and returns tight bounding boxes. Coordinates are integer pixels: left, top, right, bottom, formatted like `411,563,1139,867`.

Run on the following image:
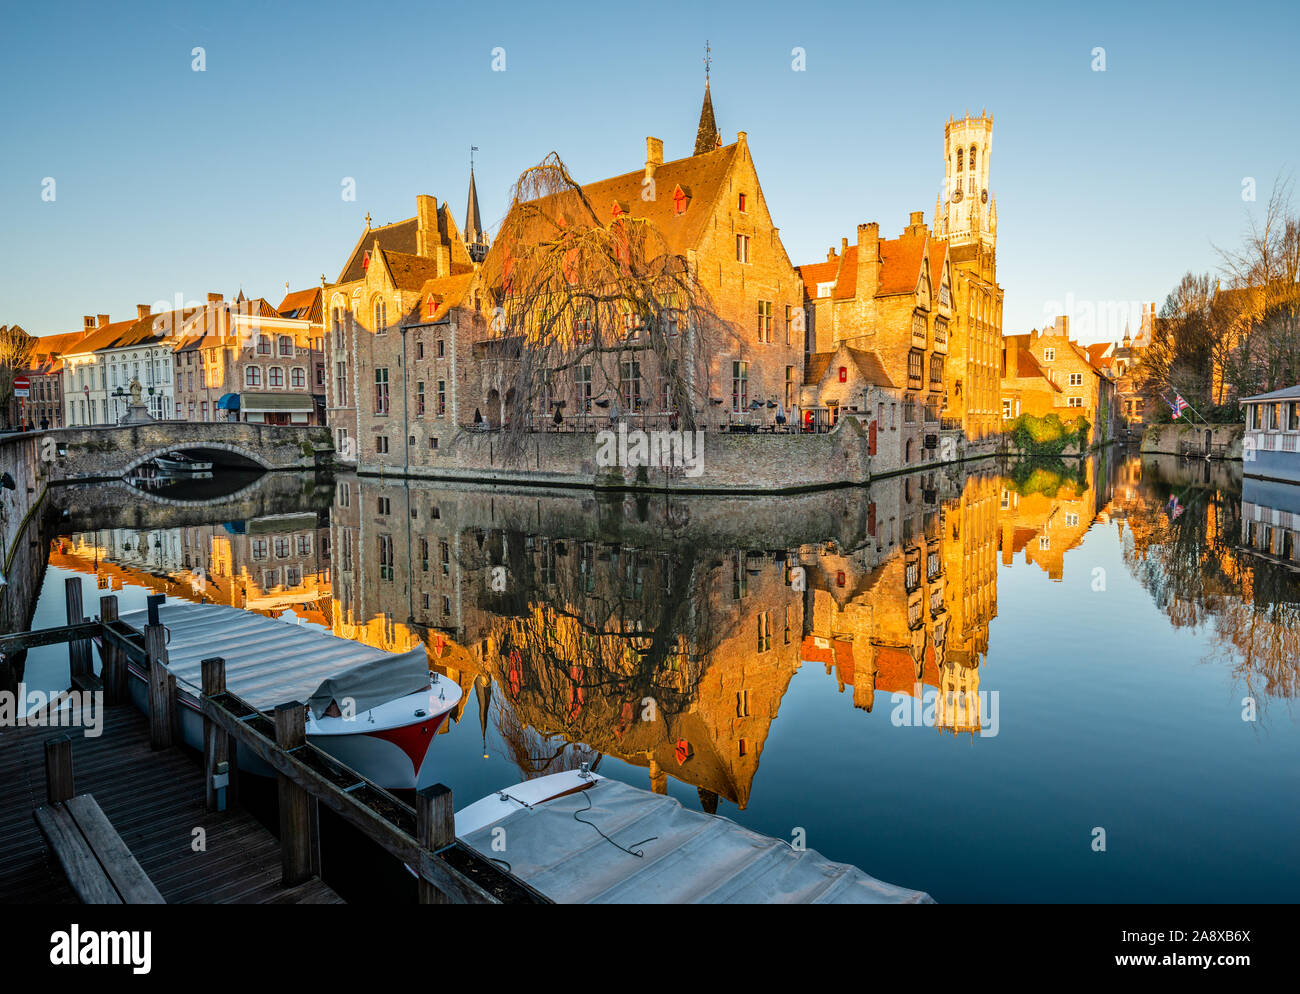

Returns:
291,367,305,388
269,366,284,388
956,148,964,171
245,366,262,388
374,299,387,334
970,145,977,172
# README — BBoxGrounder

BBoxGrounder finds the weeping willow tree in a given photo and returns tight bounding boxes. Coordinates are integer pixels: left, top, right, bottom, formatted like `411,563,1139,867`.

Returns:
477,153,734,460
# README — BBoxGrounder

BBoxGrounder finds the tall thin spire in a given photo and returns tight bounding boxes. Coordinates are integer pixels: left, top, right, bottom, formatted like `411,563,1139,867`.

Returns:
694,42,720,156
464,146,488,263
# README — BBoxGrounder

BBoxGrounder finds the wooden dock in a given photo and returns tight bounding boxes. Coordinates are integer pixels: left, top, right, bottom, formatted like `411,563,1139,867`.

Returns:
1,579,546,905
0,703,342,904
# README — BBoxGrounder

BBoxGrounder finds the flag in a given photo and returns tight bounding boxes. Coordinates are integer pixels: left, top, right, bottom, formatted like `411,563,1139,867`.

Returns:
1166,494,1184,521
1170,392,1190,419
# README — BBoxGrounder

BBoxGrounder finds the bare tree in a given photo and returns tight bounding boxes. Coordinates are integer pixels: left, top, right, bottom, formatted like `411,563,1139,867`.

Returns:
1215,176,1300,398
0,325,35,428
477,153,735,460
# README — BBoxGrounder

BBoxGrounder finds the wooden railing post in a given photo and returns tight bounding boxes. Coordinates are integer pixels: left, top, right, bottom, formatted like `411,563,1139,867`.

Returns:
144,623,174,750
98,595,124,705
201,657,233,812
274,701,319,886
416,783,455,904
44,734,75,804
64,578,92,687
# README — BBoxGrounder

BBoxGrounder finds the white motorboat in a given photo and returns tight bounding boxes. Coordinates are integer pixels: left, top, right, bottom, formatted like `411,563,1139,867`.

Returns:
154,451,214,472
113,602,462,790
449,769,935,904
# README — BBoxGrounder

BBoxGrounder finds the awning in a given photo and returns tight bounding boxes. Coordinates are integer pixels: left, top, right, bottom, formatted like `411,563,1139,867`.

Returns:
216,393,240,410
240,392,314,413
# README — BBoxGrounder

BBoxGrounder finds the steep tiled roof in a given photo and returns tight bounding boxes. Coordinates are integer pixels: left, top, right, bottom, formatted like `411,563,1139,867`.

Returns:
336,218,418,284
401,273,476,325
928,238,948,286
278,288,322,323
877,232,927,297
381,250,447,293
499,143,740,262
63,317,143,355
846,347,898,389
798,260,840,301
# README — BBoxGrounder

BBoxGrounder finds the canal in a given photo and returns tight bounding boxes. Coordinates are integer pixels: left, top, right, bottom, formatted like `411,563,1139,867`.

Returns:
15,449,1300,902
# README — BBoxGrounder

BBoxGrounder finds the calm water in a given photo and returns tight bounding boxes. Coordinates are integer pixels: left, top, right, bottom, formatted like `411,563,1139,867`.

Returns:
21,450,1300,902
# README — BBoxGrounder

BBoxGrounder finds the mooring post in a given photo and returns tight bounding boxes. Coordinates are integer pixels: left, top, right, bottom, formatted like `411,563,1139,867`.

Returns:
144,623,173,750
64,578,92,687
44,735,75,804
274,701,320,886
200,657,231,812
416,783,455,904
98,595,124,705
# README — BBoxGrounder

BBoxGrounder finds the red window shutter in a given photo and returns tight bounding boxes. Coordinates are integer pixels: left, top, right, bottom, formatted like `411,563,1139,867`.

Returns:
868,502,877,535
362,250,370,271
839,366,848,382
869,419,878,455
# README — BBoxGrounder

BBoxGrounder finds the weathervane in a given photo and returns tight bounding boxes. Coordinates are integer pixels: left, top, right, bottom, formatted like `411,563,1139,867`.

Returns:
471,145,479,171
704,40,711,81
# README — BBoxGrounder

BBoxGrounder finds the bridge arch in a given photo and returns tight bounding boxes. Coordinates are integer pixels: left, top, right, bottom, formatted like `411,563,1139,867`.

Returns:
121,441,274,475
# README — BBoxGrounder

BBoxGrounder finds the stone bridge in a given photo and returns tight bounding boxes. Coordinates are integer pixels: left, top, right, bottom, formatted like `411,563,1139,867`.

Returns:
39,422,335,482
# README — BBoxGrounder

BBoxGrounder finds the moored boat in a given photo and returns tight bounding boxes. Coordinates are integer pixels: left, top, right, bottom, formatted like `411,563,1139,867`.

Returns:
449,769,935,904
115,601,461,790
154,451,214,472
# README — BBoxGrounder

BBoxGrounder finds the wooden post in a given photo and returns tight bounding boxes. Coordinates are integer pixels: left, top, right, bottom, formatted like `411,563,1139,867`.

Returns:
64,578,92,686
144,624,173,750
416,783,455,904
44,735,75,804
201,657,231,812
99,595,124,705
274,701,319,886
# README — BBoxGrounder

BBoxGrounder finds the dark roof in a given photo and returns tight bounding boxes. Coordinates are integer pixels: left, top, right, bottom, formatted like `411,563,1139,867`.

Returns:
1241,385,1300,403
336,218,418,284
694,80,720,156
803,347,897,389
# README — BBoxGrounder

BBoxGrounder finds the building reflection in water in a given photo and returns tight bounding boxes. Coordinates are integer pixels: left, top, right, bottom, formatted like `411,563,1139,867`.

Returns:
49,450,1300,812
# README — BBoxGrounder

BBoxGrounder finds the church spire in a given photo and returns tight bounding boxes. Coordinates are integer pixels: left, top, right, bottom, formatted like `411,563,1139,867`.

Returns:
694,42,720,156
464,146,489,263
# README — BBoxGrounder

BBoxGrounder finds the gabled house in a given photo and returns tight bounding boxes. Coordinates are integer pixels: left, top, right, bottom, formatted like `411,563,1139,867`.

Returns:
797,212,952,465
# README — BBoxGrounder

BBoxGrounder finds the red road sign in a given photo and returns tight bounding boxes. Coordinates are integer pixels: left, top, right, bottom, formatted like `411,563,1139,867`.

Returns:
13,375,29,398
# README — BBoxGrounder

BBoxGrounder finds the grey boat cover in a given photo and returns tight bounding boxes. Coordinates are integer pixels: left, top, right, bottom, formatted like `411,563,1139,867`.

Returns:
461,778,934,904
119,602,431,714
305,652,430,719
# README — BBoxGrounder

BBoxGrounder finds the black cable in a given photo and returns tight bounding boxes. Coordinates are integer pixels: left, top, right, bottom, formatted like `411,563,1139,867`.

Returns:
572,784,657,858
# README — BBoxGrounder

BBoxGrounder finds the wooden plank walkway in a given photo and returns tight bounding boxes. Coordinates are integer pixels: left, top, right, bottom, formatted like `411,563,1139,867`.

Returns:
0,704,342,904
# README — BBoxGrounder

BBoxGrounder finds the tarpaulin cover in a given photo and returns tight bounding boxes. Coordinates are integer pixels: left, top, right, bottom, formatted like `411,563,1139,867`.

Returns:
305,651,431,719
119,602,428,714
460,778,934,904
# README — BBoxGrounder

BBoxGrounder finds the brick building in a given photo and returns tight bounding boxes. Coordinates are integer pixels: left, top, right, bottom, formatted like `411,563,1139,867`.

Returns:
797,212,952,468
10,330,82,429
1001,317,1117,444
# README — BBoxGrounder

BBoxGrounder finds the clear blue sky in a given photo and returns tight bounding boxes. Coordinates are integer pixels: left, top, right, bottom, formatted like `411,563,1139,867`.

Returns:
2,0,1297,342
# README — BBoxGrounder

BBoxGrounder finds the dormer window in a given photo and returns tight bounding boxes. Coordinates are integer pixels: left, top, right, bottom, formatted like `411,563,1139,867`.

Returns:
362,250,371,272
424,294,441,319
672,185,690,215
610,201,628,218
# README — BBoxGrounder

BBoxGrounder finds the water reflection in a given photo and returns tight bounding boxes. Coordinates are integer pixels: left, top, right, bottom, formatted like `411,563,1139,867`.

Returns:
42,453,1300,804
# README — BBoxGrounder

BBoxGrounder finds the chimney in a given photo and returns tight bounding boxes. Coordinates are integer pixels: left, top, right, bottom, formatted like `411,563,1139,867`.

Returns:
416,194,443,268
827,247,838,262
97,314,110,328
645,137,663,182
856,223,881,298
1058,315,1070,339
207,292,223,303
841,237,849,255
83,316,95,332
137,304,151,319
907,210,927,235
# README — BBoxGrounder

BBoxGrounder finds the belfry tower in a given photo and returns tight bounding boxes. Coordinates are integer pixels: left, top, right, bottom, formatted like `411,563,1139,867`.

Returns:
935,111,996,266
935,110,1003,442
